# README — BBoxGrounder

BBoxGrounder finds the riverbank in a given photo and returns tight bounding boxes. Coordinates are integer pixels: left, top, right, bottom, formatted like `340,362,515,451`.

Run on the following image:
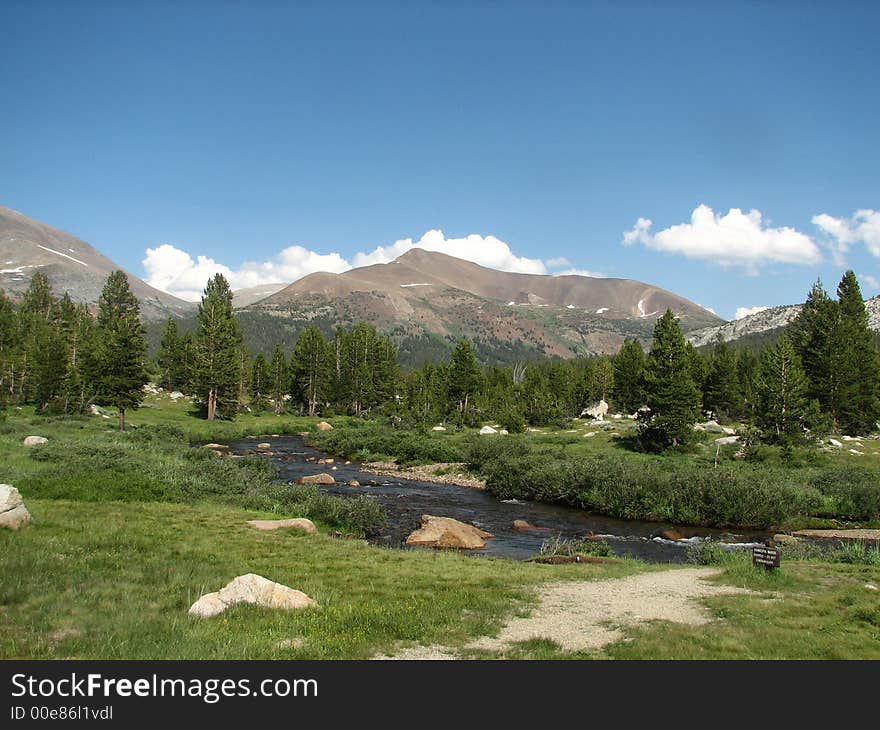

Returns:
360,461,487,490
307,419,880,532
2,400,879,659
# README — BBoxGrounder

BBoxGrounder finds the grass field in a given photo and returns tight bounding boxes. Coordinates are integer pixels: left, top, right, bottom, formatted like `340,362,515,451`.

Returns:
2,395,879,659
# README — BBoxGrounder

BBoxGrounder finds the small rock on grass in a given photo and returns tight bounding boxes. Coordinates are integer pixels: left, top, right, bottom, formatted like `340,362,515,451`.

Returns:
0,485,31,530
188,574,318,618
246,518,317,534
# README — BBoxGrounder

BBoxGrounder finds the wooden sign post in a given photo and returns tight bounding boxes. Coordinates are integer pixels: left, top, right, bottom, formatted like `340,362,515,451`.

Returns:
752,545,781,570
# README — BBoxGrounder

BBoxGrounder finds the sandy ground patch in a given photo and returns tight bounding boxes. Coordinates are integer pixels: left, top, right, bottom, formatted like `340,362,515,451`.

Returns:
373,645,459,660
361,462,486,490
377,567,751,659
468,567,751,654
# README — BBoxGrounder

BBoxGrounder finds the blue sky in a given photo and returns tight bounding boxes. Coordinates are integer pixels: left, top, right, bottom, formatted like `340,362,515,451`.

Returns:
2,1,879,318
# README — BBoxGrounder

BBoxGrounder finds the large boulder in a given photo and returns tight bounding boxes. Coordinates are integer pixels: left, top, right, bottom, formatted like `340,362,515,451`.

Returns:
694,420,736,435
714,435,740,445
315,421,333,431
188,574,318,618
297,473,335,485
406,515,493,550
581,399,609,421
479,426,498,435
0,485,31,530
246,518,317,534
23,436,47,447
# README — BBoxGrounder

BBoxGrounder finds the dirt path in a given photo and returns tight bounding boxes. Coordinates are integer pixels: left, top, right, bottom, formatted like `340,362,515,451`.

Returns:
377,567,751,659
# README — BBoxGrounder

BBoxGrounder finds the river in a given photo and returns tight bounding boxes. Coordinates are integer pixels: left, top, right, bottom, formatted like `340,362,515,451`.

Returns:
228,435,771,563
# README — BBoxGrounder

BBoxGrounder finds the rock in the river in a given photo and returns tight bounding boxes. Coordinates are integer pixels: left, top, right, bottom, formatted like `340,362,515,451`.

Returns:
257,442,271,449
317,458,334,464
513,519,536,531
479,426,498,435
405,515,493,549
23,436,47,447
297,473,335,485
0,485,32,530
581,399,609,421
188,574,318,618
316,421,333,431
347,480,360,488
203,443,228,450
772,533,801,545
246,518,317,534
655,529,683,541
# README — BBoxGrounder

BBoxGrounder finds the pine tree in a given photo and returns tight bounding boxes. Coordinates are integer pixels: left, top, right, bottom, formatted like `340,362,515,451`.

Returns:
291,327,330,416
0,290,15,411
702,335,743,421
191,274,242,420
16,272,58,403
592,356,614,403
157,318,185,391
756,336,811,444
250,354,269,412
833,271,880,434
92,271,147,430
268,344,288,415
639,309,701,449
789,279,838,418
447,338,482,417
612,338,646,413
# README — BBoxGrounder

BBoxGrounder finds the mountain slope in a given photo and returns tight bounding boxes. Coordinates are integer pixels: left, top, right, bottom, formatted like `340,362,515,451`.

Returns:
686,296,880,348
0,206,195,321
243,248,722,363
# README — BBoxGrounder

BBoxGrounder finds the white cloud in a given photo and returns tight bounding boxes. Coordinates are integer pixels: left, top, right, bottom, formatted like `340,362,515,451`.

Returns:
552,268,604,278
622,205,822,269
812,209,880,263
859,273,880,292
546,257,571,268
735,305,770,320
143,229,603,301
352,229,548,274
142,243,349,301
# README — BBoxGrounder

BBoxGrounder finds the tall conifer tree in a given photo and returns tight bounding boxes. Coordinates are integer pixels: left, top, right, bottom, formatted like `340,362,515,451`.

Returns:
756,336,811,444
833,271,880,433
291,327,330,416
192,274,242,420
639,310,701,449
92,271,147,430
612,338,646,413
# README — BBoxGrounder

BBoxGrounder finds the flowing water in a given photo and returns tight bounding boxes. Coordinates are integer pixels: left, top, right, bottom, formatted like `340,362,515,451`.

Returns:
229,435,771,563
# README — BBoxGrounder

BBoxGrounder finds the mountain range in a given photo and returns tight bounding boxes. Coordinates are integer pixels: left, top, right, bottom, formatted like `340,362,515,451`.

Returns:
243,247,722,363
17,203,873,365
0,206,194,321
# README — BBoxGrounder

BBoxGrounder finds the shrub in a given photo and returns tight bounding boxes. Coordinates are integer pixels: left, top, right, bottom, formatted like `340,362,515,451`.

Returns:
829,541,880,566
539,534,613,558
810,467,880,521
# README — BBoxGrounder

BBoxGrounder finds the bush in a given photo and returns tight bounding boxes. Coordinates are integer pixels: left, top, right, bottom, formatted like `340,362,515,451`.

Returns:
810,467,880,521
829,541,880,566
539,534,613,557
309,422,464,465
465,438,829,528
19,433,386,536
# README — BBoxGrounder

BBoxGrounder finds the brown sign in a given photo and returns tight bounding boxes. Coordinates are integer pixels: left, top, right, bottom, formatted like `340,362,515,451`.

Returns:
752,545,781,569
